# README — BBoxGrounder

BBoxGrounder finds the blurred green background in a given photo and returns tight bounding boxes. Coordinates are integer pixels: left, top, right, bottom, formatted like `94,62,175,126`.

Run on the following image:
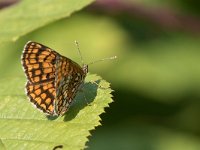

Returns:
1,0,200,149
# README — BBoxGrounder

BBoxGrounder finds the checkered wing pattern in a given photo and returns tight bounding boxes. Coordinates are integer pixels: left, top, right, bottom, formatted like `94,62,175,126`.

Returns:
22,41,88,116
22,41,57,115
55,56,86,115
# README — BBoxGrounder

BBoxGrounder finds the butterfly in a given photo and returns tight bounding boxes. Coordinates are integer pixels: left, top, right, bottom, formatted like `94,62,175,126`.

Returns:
21,41,88,116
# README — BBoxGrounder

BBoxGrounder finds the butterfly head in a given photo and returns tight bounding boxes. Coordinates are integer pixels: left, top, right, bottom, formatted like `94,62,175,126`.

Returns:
82,64,88,75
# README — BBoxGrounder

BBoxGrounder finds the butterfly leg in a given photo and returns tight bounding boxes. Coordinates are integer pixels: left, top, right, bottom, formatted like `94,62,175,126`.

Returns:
90,80,109,90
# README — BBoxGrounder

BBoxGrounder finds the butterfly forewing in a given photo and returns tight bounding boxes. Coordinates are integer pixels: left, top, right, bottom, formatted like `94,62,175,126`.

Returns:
22,41,57,84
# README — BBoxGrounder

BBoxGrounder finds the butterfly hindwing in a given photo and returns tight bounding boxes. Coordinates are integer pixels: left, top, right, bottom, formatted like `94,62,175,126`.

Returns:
26,81,56,115
55,56,86,115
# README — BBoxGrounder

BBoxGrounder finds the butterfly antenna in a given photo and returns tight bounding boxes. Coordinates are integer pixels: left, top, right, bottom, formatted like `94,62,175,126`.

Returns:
88,56,117,65
75,40,84,65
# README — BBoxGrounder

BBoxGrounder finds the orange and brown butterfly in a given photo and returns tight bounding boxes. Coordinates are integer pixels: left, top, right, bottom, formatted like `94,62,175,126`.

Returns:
21,41,88,116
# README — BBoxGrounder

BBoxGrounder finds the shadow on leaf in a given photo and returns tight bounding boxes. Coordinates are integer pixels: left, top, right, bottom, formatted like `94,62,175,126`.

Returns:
63,80,100,121
47,115,59,120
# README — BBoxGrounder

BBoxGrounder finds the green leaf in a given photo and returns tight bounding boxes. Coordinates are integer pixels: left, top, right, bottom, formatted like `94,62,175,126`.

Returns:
0,74,113,149
0,0,94,43
0,0,114,149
